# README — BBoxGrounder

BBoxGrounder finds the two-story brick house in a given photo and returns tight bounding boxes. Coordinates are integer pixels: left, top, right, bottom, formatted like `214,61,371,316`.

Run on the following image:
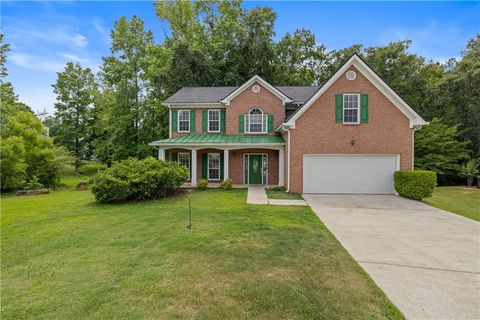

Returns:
150,54,427,194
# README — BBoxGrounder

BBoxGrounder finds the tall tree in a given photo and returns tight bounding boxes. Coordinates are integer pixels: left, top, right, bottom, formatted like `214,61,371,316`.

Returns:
0,33,32,131
101,16,164,160
52,62,97,170
273,29,327,85
440,34,480,157
415,118,470,184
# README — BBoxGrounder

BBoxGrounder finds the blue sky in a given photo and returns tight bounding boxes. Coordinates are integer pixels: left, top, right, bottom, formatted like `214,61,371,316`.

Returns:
2,1,479,115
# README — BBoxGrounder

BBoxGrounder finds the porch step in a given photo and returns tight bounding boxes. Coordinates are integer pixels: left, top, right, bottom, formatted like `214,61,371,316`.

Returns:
246,186,268,205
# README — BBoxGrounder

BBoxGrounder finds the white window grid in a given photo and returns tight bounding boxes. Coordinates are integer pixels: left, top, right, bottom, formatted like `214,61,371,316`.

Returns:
208,109,220,132
245,108,267,133
178,110,190,132
343,94,360,124
208,153,220,180
178,153,190,179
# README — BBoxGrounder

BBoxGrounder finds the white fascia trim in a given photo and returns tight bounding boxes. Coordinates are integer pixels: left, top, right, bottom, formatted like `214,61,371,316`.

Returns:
219,75,293,106
285,54,427,128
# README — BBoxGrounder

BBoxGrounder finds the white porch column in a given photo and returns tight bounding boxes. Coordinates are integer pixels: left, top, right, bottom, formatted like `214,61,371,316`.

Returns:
191,149,197,187
223,149,229,180
158,148,165,161
278,147,285,187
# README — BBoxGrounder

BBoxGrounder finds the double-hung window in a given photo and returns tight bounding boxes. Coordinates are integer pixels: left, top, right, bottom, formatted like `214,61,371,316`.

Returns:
208,109,220,132
208,153,220,180
245,108,267,133
343,94,360,124
178,110,190,132
178,153,190,179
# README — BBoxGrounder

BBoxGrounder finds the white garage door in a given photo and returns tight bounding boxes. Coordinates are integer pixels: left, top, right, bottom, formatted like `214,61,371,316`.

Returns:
303,155,399,194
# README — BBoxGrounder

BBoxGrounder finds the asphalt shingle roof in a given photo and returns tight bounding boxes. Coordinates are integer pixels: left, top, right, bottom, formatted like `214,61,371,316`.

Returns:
163,86,320,105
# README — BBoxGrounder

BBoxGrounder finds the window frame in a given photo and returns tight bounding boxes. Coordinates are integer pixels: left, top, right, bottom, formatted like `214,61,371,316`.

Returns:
207,153,221,181
342,93,360,124
177,109,190,132
177,152,191,179
245,107,267,134
207,109,221,133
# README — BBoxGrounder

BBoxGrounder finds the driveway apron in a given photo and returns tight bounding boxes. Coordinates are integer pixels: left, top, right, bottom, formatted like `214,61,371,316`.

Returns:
304,194,480,320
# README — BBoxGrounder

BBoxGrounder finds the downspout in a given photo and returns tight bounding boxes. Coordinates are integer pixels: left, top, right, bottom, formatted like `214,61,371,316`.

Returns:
285,126,291,193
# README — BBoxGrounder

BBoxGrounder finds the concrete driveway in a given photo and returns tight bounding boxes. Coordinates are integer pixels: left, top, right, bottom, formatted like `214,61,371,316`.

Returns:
303,194,480,320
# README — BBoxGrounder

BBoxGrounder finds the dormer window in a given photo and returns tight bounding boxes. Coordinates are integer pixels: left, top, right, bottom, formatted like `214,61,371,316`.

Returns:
245,107,267,133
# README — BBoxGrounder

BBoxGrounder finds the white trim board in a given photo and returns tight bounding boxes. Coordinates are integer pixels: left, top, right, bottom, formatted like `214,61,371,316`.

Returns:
284,54,427,128
220,75,293,106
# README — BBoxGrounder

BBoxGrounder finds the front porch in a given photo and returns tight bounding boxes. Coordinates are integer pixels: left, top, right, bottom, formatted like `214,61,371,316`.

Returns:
149,134,285,187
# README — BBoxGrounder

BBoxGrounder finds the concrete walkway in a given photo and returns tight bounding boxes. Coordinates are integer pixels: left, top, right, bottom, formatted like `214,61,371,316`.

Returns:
304,194,480,320
246,186,268,204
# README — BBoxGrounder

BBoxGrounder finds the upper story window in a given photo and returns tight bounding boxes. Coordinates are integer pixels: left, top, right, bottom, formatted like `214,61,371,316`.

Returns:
245,107,267,133
343,94,360,124
208,109,220,132
178,110,190,132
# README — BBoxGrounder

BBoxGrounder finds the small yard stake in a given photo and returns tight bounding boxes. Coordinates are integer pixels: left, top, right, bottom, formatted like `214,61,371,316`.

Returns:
186,193,192,230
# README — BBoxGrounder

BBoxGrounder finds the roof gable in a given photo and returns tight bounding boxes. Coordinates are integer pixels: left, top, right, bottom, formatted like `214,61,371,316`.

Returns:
284,54,427,128
220,75,293,105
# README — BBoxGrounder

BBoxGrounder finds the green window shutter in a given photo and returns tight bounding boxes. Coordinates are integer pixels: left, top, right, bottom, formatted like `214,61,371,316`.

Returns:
202,111,207,132
172,110,178,131
268,114,274,132
335,94,343,123
220,110,226,132
172,152,178,162
202,153,208,179
360,94,369,123
165,150,169,160
239,115,244,133
220,152,224,180
190,110,196,132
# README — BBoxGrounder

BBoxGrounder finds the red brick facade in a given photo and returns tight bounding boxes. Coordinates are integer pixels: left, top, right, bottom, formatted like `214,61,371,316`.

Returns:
286,66,413,193
164,64,418,191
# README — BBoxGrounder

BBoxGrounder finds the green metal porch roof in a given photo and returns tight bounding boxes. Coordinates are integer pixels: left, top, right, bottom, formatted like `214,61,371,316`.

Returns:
150,134,284,146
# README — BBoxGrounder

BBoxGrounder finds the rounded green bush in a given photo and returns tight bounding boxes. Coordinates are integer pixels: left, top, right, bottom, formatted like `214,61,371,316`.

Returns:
220,178,233,190
197,179,208,190
89,157,189,203
394,170,437,200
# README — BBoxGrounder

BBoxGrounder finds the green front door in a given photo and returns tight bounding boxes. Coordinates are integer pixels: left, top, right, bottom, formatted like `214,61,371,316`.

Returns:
248,155,263,184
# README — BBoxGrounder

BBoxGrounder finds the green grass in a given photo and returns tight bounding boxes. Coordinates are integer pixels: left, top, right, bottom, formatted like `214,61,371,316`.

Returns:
1,188,403,319
57,161,106,190
423,186,480,221
265,188,303,200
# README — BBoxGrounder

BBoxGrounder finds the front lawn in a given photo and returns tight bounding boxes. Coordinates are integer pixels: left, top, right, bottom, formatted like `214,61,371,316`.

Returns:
423,186,480,221
265,188,303,200
1,188,402,319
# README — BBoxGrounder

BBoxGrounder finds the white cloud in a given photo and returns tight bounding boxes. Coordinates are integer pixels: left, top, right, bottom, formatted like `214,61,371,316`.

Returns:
9,52,66,73
72,33,88,47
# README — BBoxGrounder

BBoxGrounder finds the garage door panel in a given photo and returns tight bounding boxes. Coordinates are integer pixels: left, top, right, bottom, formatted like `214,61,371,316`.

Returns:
303,155,398,194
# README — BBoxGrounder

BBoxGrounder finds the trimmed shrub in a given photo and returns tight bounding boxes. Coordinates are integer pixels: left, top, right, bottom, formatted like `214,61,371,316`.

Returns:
89,157,189,203
197,179,208,190
394,170,436,200
220,178,233,190
269,186,285,192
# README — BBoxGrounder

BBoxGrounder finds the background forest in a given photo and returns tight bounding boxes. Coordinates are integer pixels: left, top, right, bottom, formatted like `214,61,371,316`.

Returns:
1,1,479,189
